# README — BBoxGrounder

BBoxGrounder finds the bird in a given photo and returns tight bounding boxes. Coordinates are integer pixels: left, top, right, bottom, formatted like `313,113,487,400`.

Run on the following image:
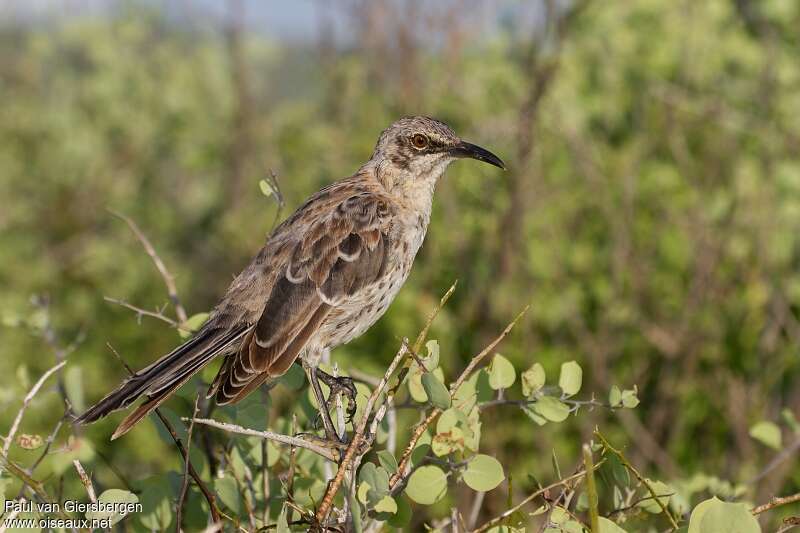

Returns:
76,116,505,441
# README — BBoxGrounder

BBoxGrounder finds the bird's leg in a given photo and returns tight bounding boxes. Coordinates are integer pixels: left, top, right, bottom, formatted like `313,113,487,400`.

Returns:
314,368,357,424
305,364,341,443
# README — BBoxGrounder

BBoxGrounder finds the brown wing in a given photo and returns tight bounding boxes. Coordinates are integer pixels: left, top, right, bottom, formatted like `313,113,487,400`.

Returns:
212,191,393,404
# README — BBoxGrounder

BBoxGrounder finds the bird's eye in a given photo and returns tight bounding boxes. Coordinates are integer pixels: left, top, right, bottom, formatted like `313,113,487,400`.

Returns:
411,134,429,149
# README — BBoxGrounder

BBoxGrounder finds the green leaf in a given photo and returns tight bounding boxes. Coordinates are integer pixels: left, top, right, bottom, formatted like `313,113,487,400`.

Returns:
598,517,628,533
781,408,800,434
259,179,274,197
521,363,546,397
621,387,640,408
558,361,582,397
422,372,451,409
530,396,570,422
463,454,505,492
138,477,173,530
609,385,623,407
16,434,44,450
360,463,389,501
405,465,447,505
749,421,782,450
410,367,446,403
86,489,139,526
521,404,547,425
387,496,412,528
64,366,85,413
179,312,209,339
276,507,290,533
687,497,760,533
432,426,465,456
488,353,516,390
357,481,372,505
374,495,397,514
377,450,398,475
425,339,440,369
636,479,673,513
214,476,241,514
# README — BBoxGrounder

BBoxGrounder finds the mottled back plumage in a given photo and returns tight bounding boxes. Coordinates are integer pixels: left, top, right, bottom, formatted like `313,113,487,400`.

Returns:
76,116,504,439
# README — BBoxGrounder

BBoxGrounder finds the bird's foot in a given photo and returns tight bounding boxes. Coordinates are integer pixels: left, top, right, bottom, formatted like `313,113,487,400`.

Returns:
315,370,358,424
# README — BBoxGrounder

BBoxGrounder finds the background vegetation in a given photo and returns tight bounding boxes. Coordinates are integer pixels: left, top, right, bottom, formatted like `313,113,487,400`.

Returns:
1,0,799,531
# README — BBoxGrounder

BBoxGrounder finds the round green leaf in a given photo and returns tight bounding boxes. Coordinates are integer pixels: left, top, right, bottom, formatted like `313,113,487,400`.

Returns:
488,353,516,390
463,454,505,492
521,363,546,397
405,465,447,505
687,497,760,533
531,396,570,422
422,371,451,409
387,496,412,528
558,361,582,397
374,495,397,514
377,450,398,475
609,385,623,407
749,421,782,450
86,489,139,526
138,477,173,530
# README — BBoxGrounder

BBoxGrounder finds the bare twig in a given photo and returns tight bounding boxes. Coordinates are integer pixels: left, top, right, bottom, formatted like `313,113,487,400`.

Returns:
470,467,595,533
106,343,221,524
187,417,340,462
390,307,529,490
582,444,599,533
315,343,410,526
73,459,97,502
109,209,188,324
594,430,679,530
177,394,201,532
103,296,186,330
2,360,66,458
751,492,800,515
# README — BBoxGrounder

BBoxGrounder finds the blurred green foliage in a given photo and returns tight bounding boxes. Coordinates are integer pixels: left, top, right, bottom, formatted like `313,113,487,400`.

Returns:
1,0,800,530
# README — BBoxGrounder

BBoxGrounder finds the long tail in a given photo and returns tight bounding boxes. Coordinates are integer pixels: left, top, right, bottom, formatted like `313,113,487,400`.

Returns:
75,324,249,440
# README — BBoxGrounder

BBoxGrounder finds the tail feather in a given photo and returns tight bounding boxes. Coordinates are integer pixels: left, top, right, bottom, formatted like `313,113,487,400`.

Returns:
75,325,249,436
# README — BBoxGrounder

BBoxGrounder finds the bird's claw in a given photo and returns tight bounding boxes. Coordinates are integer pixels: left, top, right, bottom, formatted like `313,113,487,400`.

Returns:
316,371,358,425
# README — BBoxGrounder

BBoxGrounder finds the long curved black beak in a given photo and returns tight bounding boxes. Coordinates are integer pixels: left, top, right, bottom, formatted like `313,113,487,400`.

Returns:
450,141,506,170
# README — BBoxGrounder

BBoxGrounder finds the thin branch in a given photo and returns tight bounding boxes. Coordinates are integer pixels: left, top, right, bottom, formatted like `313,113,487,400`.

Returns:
187,417,340,462
470,467,594,533
582,444,599,533
594,430,680,530
2,360,67,457
315,343,410,526
73,459,97,502
103,296,187,330
390,306,529,490
177,394,201,532
109,209,188,324
751,491,800,515
106,343,222,524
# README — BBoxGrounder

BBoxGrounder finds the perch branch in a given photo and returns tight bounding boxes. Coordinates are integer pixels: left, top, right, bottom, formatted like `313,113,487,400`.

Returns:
186,417,340,462
315,343,410,526
177,394,201,532
751,491,800,515
73,459,97,503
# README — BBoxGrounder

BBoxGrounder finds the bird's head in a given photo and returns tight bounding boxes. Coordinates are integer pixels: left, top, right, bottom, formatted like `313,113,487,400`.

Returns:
370,116,505,194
